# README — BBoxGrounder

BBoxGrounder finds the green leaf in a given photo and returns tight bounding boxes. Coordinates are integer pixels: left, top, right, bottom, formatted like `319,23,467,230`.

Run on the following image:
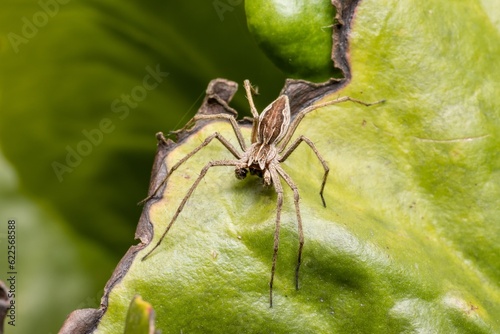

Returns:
91,0,500,333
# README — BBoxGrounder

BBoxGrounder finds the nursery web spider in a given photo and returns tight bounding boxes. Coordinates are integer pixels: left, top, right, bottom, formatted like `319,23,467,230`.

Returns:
141,80,383,307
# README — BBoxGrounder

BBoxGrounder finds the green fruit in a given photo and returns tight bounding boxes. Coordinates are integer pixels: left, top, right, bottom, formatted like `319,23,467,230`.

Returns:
246,0,339,81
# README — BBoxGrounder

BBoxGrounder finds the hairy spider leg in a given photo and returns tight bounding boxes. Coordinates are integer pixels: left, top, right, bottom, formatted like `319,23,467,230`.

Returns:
275,165,303,291
142,160,239,261
279,135,330,207
278,96,385,151
243,80,260,119
244,79,261,144
139,127,244,205
268,166,284,308
185,113,248,151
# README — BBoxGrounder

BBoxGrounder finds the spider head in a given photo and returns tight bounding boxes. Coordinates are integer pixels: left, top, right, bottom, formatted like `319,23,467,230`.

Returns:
235,168,248,180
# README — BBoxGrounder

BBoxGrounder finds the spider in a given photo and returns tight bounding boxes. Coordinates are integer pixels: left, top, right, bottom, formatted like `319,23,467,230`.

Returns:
141,80,383,307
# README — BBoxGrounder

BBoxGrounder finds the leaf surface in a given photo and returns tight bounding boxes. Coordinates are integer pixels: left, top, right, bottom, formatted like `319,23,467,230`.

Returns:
95,1,500,332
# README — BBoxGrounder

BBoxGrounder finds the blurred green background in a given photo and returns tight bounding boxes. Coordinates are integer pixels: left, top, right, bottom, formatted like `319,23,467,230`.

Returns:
0,1,287,333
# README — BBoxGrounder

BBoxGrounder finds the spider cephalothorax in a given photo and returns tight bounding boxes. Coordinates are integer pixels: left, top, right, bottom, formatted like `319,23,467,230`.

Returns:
141,80,383,307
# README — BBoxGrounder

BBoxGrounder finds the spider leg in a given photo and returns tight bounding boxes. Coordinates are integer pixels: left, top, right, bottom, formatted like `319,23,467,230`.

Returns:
278,96,385,150
244,80,260,144
184,113,247,151
276,166,303,291
269,167,283,308
139,132,242,205
279,135,329,207
244,80,259,119
141,160,238,261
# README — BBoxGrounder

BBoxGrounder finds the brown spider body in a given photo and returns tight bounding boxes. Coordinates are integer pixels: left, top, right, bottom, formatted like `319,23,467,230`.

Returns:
141,80,383,307
236,94,290,186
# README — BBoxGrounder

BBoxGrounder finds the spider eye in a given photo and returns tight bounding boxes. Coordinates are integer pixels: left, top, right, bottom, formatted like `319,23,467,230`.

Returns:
235,168,248,180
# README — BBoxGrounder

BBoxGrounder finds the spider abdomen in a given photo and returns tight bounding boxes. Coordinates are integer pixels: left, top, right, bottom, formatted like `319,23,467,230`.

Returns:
257,95,291,145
